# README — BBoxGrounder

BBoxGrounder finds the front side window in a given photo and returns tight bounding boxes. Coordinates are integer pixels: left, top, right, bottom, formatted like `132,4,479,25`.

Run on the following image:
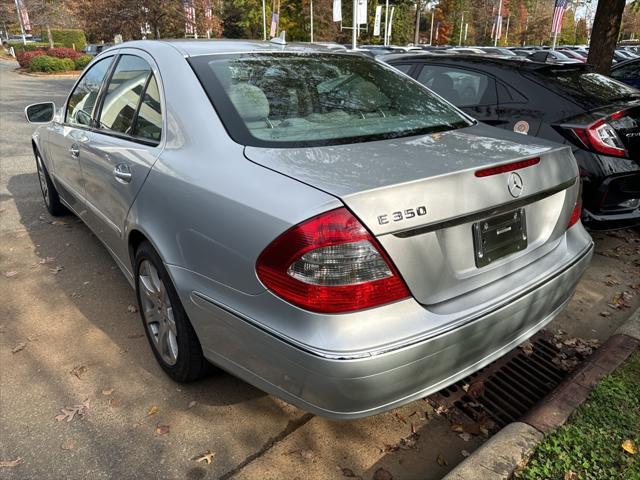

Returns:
66,57,113,126
416,65,496,107
99,55,153,136
189,53,470,147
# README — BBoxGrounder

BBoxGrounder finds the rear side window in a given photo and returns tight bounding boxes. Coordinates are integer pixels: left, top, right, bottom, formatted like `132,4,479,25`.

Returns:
393,64,413,74
66,57,113,126
95,55,162,144
527,70,639,109
612,62,640,79
497,82,528,104
416,65,496,107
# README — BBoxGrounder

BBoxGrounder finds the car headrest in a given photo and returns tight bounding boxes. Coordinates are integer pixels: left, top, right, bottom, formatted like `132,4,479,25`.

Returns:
228,83,270,121
344,78,390,112
432,73,454,91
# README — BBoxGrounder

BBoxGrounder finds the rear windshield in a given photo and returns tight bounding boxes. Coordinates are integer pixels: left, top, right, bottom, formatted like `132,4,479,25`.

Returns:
527,69,639,109
189,53,471,147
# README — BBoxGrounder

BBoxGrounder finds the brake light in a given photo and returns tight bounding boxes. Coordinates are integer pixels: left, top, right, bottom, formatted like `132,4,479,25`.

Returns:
475,157,540,177
256,208,410,313
571,110,628,158
568,201,582,229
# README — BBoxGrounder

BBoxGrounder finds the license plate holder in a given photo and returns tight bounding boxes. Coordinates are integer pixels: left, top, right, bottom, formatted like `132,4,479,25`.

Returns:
472,209,527,268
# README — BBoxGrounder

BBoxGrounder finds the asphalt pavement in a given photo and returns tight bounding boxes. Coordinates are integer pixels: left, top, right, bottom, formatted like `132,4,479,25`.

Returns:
1,58,638,480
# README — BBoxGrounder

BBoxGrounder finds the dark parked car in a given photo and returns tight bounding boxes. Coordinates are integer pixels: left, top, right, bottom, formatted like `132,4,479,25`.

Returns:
83,43,113,56
611,58,640,88
383,54,640,229
527,50,579,64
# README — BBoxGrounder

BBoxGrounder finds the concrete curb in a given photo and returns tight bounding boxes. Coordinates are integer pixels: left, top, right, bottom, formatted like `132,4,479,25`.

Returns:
443,307,640,480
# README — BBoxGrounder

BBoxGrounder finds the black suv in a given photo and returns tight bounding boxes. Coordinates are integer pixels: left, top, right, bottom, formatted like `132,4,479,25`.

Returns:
383,54,640,230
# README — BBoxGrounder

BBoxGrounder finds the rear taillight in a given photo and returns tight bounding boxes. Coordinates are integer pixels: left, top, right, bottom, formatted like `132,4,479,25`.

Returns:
571,110,628,158
568,201,582,229
256,208,410,313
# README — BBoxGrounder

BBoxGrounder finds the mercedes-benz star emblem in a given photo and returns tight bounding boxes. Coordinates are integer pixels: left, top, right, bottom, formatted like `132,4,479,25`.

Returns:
508,172,524,198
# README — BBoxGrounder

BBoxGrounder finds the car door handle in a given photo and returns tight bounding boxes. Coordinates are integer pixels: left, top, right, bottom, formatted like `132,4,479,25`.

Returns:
69,144,80,158
113,163,132,183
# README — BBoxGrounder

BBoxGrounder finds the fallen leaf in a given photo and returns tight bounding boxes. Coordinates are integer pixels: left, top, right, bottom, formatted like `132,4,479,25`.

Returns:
187,400,197,409
147,405,160,416
458,432,472,442
108,398,121,408
451,423,465,433
467,380,485,400
61,439,75,450
520,341,534,356
461,449,470,458
11,342,26,354
70,365,87,379
599,311,611,317
435,405,448,415
49,265,64,274
340,467,361,478
372,467,393,480
0,457,23,468
55,399,90,422
461,383,470,392
564,471,579,480
52,220,67,225
194,451,216,465
102,388,114,396
155,424,170,435
127,305,138,313
622,439,637,455
436,453,448,467
39,257,55,265
3,271,17,278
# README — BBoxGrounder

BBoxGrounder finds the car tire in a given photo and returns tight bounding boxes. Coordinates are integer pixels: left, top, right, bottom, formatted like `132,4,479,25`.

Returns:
35,152,68,216
134,241,212,382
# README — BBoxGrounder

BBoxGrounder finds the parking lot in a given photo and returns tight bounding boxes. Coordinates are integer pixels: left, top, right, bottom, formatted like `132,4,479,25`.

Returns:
1,57,639,480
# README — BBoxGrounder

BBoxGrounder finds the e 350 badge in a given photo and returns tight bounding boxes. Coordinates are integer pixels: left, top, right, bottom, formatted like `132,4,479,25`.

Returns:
378,206,427,225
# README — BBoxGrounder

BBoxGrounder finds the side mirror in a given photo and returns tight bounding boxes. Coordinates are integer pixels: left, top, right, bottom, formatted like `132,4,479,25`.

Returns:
25,102,55,124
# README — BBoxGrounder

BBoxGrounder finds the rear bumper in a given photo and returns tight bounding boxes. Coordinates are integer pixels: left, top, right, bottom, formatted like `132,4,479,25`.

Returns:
175,226,593,419
582,207,640,231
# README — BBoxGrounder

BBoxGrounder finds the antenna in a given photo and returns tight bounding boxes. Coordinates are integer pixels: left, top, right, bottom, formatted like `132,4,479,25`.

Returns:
270,31,286,45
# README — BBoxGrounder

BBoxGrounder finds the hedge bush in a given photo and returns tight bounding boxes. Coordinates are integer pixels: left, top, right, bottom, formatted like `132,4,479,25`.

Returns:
6,41,54,52
46,47,81,60
74,55,92,70
29,55,75,72
50,29,87,50
16,50,46,68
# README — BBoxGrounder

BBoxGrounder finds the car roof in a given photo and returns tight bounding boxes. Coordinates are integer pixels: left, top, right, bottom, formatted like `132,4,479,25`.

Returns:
111,39,345,57
379,52,591,71
611,57,639,70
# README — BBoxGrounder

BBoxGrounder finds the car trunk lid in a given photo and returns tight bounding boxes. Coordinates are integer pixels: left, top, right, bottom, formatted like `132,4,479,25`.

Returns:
245,124,580,305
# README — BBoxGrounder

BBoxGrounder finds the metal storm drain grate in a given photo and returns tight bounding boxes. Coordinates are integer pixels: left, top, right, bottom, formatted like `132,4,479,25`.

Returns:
428,331,598,430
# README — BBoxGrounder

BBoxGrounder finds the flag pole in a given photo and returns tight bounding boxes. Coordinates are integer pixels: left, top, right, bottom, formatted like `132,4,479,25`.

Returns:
310,0,314,42
352,0,357,49
494,0,502,47
384,0,389,46
262,0,266,40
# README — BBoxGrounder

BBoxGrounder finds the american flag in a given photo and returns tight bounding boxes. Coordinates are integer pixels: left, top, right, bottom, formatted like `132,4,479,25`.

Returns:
551,0,570,34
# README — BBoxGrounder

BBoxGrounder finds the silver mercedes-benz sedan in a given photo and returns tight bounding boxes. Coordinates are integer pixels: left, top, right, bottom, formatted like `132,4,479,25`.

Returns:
25,39,593,419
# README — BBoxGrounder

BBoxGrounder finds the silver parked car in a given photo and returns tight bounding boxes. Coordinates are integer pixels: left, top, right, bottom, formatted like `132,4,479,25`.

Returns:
25,40,593,419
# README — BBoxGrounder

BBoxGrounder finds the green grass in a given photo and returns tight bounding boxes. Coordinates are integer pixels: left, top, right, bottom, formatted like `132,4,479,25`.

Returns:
516,351,640,480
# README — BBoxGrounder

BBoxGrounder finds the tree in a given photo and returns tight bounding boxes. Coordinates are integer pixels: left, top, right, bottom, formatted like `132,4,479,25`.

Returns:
587,0,626,75
574,17,587,44
25,0,77,46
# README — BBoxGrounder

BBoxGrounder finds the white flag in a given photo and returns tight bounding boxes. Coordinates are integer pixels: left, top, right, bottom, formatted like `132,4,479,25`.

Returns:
357,0,367,25
386,6,395,39
373,5,382,36
333,0,342,22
